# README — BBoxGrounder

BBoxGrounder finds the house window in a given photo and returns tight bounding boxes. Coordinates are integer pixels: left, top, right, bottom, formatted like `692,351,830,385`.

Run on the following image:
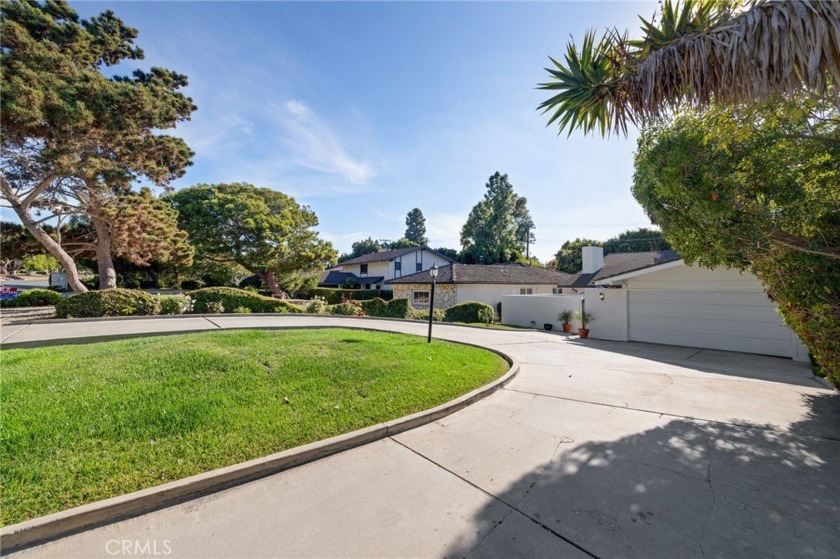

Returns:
413,291,430,304
552,287,562,295
395,261,401,272
416,262,422,272
360,264,368,274
519,288,533,295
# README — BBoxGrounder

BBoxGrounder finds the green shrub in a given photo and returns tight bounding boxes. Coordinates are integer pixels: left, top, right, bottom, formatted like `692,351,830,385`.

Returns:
360,297,389,316
444,301,495,324
55,289,160,318
158,294,193,315
306,288,391,304
328,301,365,316
411,308,444,322
0,289,63,308
233,306,252,314
189,287,304,314
205,301,225,314
386,298,411,318
306,299,329,314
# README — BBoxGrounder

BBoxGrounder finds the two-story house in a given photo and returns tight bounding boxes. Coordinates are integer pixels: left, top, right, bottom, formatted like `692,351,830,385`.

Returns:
319,246,455,290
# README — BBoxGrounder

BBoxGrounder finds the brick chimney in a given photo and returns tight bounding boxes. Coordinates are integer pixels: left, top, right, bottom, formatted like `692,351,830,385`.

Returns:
581,246,604,274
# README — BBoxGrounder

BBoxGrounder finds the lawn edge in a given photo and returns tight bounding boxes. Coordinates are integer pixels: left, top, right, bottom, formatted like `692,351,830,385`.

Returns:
0,334,518,554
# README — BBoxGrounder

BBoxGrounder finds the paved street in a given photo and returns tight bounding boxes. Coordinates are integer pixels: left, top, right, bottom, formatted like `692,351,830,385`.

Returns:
5,316,839,558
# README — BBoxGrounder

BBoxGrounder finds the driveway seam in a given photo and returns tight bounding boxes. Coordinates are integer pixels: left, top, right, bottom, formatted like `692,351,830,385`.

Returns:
388,436,600,559
203,317,223,329
1,323,29,343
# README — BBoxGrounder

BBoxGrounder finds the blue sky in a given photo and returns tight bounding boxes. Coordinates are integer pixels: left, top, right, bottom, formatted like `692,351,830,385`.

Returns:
65,0,659,261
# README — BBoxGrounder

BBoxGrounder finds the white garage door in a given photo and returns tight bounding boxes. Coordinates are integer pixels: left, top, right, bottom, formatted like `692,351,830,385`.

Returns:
628,291,794,357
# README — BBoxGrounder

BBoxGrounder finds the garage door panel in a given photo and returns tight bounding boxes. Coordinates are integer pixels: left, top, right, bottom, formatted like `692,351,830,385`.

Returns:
628,315,790,340
628,290,793,357
629,302,785,325
628,326,791,356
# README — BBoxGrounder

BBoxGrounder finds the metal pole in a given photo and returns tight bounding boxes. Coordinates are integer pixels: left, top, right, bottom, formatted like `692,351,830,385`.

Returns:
427,279,436,343
526,225,530,265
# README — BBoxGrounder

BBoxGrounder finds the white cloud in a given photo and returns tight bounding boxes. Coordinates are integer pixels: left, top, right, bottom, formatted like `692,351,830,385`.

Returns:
277,100,377,185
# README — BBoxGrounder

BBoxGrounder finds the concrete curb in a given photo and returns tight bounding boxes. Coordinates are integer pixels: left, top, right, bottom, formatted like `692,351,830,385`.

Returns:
0,331,519,554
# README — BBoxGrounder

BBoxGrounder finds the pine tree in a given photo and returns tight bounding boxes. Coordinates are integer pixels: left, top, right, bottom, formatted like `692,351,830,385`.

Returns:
404,208,428,245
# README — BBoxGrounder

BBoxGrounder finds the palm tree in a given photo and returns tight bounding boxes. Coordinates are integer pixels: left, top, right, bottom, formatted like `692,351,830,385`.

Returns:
539,0,840,136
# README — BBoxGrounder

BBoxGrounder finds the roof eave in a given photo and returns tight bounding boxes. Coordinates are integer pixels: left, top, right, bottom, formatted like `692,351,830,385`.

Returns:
594,259,684,285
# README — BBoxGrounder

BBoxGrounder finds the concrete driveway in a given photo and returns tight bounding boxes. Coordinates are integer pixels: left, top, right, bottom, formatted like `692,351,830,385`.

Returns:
5,316,839,559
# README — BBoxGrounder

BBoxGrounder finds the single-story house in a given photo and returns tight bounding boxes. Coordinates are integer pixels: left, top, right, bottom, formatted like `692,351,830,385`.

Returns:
320,246,455,290
501,246,808,362
385,263,573,310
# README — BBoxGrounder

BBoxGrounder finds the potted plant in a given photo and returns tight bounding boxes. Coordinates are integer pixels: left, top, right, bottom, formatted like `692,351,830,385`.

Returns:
574,310,593,338
558,310,574,333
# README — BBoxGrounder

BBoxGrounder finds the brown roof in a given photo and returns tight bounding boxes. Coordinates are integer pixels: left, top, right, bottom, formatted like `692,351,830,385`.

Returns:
560,250,682,287
386,263,574,285
339,246,456,266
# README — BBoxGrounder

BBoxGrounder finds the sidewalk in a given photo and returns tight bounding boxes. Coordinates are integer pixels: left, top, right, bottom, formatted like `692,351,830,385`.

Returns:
5,316,839,558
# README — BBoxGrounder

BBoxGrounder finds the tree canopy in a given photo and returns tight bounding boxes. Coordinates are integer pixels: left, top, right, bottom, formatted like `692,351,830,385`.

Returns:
338,237,383,263
539,0,840,136
460,172,534,264
0,0,195,291
404,208,428,245
633,95,840,384
168,183,336,296
552,238,602,273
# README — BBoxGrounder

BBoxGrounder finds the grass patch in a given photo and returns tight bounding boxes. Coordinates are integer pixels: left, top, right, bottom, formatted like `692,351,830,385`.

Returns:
0,328,508,525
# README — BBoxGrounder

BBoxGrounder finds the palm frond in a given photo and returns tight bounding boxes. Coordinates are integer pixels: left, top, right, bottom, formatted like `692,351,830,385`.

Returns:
539,0,840,136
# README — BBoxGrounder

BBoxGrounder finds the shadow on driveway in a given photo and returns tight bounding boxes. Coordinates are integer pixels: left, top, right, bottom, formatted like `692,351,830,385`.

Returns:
447,392,840,559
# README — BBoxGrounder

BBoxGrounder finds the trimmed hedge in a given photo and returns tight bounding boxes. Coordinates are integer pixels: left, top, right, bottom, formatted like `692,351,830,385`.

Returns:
189,287,304,314
358,297,444,321
305,288,393,304
444,301,495,324
0,289,63,308
55,289,160,318
158,294,193,315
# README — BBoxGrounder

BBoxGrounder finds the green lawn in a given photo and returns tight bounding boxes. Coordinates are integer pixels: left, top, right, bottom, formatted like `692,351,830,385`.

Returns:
1,328,509,525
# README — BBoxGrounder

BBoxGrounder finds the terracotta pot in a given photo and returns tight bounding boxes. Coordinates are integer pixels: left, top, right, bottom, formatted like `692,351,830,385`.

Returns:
578,328,590,339
563,324,572,333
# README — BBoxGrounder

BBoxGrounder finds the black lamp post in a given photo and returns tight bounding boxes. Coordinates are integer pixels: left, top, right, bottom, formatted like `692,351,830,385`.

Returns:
427,264,438,343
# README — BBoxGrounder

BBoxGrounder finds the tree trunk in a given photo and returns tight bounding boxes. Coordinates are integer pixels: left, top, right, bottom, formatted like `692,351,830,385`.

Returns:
255,270,286,298
7,202,87,293
91,214,118,290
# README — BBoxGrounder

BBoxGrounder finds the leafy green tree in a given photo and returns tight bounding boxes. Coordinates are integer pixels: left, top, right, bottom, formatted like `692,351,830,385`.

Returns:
383,238,419,250
0,0,195,291
633,95,840,384
21,253,60,273
404,208,428,245
433,247,459,261
1,221,42,274
460,172,534,264
552,238,602,273
338,237,383,263
168,183,337,297
603,228,671,254
539,0,838,136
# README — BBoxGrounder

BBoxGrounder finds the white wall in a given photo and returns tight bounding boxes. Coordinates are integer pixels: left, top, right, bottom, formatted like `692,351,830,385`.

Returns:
390,249,452,279
457,284,557,311
500,291,627,341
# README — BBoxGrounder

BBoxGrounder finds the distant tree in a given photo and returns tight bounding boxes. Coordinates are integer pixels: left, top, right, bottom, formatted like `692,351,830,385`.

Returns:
168,183,336,297
1,221,41,274
21,253,60,273
338,237,383,263
383,238,420,250
553,238,602,273
603,228,671,254
460,172,534,264
404,208,428,245
433,247,459,261
0,0,195,291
